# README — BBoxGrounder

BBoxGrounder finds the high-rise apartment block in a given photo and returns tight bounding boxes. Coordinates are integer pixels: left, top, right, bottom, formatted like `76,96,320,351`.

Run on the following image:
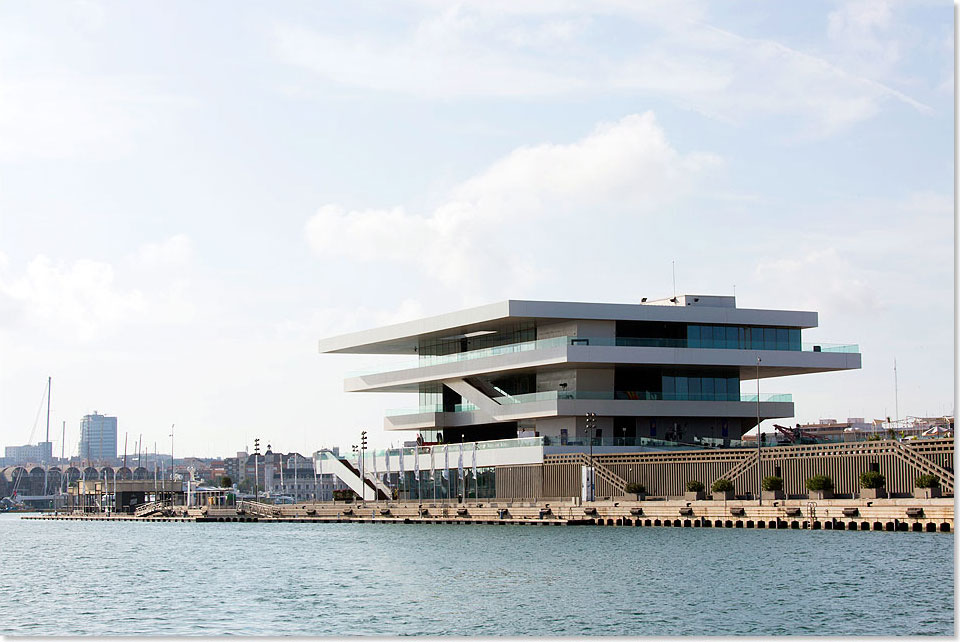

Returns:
78,412,118,462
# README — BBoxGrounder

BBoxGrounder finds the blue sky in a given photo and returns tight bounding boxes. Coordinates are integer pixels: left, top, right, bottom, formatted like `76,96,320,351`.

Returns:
0,1,954,458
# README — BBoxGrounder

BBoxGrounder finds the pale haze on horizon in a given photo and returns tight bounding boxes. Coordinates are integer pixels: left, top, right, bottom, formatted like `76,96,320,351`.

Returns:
0,1,954,459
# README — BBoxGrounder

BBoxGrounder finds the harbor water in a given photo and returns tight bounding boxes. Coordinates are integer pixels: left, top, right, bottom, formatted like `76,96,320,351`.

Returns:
1,513,953,636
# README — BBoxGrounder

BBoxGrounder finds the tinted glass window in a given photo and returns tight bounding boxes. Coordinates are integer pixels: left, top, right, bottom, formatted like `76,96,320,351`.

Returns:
687,325,700,348
662,375,675,396
726,326,738,349
764,327,776,350
727,377,739,400
776,328,789,351
702,377,715,397
789,328,801,350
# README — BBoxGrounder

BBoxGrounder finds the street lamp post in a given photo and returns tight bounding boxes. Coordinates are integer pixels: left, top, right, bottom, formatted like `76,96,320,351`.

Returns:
253,438,260,503
757,356,762,506
352,444,359,501
360,430,368,502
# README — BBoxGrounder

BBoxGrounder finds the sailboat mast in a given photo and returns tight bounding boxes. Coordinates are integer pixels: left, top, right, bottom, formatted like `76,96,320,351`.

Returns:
45,376,51,457
43,376,51,496
60,420,65,496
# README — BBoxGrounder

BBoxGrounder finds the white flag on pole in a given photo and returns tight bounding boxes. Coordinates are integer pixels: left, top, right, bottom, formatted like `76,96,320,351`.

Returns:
430,446,435,495
414,448,420,499
458,442,464,493
443,445,449,480
472,442,478,482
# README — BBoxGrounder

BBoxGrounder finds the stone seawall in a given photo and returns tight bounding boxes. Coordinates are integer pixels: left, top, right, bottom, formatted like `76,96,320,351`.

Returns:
24,497,954,532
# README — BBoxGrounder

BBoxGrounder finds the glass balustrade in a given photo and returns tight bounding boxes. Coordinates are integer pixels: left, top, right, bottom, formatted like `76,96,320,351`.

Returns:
386,390,792,417
348,335,859,377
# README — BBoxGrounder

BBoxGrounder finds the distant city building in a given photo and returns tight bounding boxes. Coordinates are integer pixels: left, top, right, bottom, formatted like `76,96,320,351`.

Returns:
4,442,53,465
208,460,226,481
224,451,247,485
78,412,118,463
223,447,344,501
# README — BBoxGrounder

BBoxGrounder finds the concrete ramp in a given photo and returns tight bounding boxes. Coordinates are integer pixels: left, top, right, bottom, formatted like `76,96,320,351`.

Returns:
444,379,507,418
317,450,389,500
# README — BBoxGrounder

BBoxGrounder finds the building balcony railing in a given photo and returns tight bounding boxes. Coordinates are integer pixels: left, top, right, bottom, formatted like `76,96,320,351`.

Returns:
348,335,859,376
331,436,547,463
386,390,792,416
330,435,861,469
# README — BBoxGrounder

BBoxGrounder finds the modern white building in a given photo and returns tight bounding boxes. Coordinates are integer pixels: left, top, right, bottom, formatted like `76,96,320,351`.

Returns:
319,296,861,448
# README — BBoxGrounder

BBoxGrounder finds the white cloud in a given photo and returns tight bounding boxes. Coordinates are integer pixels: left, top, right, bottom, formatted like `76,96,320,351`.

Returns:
305,112,720,294
752,190,952,319
827,0,899,76
0,255,147,341
272,2,929,137
0,236,199,342
755,248,882,317
135,234,193,269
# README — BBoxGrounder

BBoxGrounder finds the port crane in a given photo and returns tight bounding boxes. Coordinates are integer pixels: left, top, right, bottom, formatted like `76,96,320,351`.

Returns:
771,423,822,445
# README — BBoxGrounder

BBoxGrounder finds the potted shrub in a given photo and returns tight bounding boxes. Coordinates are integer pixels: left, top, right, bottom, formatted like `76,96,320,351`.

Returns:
914,474,941,499
684,480,705,501
805,475,834,500
859,471,887,499
625,482,647,501
710,478,734,500
761,475,785,501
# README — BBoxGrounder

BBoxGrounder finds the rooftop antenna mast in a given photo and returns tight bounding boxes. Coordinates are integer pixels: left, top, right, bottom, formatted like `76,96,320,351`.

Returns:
672,261,676,300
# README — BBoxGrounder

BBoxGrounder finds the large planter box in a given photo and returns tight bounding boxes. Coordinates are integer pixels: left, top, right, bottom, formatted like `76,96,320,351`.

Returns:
860,488,887,499
762,490,785,501
914,487,941,499
684,491,705,501
624,493,647,501
808,489,833,500
712,490,734,500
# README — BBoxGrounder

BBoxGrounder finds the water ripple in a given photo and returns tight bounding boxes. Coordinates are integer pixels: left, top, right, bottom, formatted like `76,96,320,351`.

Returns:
0,515,952,636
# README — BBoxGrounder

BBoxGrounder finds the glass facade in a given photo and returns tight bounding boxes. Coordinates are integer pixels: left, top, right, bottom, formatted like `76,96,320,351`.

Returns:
686,324,800,351
661,368,740,401
383,467,496,500
418,322,536,360
615,366,741,402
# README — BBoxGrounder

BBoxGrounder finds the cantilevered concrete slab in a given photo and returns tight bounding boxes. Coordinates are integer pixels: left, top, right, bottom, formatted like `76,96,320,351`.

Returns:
318,298,819,355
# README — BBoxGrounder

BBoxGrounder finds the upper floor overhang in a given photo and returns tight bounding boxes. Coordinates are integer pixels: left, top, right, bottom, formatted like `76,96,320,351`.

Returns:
318,298,819,355
344,343,861,393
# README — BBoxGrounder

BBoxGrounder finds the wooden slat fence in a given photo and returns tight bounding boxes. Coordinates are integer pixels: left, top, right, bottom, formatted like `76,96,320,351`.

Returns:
494,438,954,499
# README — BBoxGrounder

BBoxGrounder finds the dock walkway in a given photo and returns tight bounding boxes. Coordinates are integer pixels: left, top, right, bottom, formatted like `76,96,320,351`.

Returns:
24,497,953,532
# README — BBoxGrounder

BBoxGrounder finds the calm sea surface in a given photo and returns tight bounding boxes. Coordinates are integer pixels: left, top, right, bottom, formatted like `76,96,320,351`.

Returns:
1,513,953,636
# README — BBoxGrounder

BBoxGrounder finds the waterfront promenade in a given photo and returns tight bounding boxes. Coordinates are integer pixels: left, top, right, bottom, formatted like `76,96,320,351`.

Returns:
26,495,954,532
